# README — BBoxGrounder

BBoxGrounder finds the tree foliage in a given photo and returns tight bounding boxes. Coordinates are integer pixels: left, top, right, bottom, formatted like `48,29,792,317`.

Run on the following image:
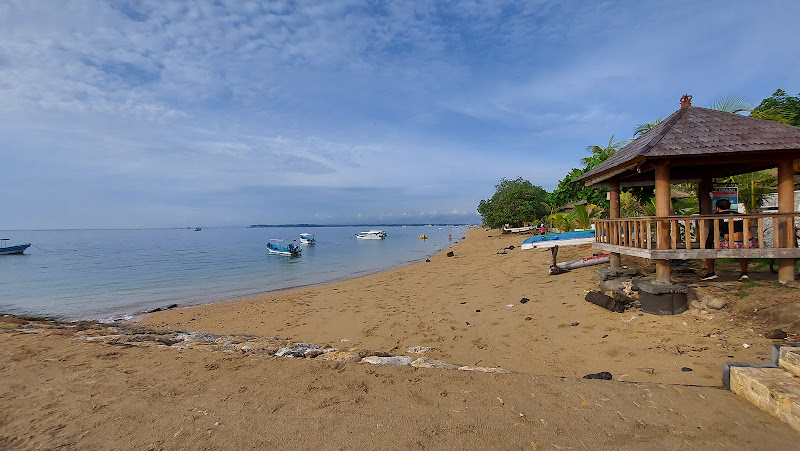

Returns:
477,177,549,228
709,95,752,114
717,170,777,213
751,89,800,126
633,119,662,138
580,135,629,170
547,168,609,211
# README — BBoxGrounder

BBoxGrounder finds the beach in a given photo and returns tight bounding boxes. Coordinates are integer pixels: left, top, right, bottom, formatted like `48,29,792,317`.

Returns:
1,228,798,449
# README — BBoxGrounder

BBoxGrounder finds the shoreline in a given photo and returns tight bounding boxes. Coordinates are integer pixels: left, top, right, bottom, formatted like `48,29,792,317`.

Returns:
2,227,798,448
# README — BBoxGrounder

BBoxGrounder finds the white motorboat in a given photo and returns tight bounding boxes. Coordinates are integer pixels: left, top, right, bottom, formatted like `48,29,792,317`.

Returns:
299,233,316,244
356,230,387,240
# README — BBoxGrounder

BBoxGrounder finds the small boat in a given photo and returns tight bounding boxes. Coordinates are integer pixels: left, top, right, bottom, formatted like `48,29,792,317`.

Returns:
502,223,535,234
299,233,316,244
0,239,31,255
356,230,387,240
521,230,595,250
419,234,428,240
266,239,301,256
194,227,202,231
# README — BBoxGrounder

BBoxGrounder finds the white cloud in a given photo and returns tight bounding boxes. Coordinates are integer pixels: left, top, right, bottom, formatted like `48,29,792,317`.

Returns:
1,0,799,228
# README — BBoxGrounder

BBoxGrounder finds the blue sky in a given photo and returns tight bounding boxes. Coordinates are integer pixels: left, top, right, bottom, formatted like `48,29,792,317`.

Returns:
2,0,799,229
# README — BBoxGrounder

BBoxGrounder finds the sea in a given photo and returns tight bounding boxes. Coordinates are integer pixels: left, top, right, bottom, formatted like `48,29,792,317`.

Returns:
0,225,469,322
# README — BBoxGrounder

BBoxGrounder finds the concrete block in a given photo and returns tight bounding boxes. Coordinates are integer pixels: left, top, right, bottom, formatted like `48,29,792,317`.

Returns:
779,349,800,379
729,366,800,433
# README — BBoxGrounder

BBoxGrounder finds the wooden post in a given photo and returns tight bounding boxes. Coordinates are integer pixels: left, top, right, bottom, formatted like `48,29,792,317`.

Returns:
777,158,796,283
609,181,621,268
698,175,713,252
654,162,671,283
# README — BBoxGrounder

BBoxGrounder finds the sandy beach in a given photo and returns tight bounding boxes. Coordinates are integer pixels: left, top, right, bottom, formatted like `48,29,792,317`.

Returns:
2,228,798,449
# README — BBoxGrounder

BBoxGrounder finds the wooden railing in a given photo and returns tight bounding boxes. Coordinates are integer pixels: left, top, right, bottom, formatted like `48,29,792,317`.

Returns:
593,213,800,259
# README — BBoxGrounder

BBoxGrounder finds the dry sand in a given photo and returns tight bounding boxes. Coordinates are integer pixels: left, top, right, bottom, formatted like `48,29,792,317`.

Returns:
1,228,798,449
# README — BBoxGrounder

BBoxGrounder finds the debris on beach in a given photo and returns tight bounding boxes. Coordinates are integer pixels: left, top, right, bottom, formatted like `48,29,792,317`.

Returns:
583,371,613,380
765,329,788,339
410,358,460,370
1,316,514,376
584,290,629,313
361,356,414,366
520,297,529,304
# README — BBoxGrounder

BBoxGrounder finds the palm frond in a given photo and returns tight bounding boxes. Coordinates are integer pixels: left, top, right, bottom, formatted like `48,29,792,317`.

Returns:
709,96,752,114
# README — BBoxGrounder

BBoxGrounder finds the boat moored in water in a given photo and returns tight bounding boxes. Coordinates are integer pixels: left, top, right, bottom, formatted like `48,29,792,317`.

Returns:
267,239,302,256
299,233,316,244
356,230,387,240
0,239,31,255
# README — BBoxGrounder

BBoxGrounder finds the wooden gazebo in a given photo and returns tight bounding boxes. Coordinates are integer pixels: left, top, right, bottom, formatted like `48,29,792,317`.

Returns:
577,95,800,284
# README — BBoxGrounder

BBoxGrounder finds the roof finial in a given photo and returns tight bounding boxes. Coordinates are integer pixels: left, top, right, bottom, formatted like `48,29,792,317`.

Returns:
680,94,693,108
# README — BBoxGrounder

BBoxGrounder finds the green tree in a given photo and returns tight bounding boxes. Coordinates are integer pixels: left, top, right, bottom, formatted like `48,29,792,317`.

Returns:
580,135,629,169
633,118,662,138
717,170,777,213
750,89,800,126
477,177,549,228
571,204,603,229
709,95,752,114
547,168,609,211
547,212,575,232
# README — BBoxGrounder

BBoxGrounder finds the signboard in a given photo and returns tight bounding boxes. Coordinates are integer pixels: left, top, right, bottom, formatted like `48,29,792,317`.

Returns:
712,187,740,212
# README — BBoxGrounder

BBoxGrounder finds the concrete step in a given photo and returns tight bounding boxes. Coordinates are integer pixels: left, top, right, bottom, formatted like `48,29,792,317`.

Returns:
729,366,800,433
778,348,800,378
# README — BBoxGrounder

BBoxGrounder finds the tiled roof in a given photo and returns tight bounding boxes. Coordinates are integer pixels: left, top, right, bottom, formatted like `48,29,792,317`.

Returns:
578,107,800,187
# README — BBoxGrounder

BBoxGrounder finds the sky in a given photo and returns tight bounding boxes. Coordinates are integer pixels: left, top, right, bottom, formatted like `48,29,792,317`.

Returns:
2,0,799,229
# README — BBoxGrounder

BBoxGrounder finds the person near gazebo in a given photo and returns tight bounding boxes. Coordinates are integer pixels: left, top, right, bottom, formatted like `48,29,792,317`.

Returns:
700,198,750,281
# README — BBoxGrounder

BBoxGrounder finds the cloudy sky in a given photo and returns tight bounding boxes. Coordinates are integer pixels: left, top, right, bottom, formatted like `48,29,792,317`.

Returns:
2,0,798,229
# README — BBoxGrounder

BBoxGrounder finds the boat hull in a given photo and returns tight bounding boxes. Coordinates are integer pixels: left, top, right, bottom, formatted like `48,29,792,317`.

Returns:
521,231,595,250
0,243,31,255
267,248,300,256
267,242,301,256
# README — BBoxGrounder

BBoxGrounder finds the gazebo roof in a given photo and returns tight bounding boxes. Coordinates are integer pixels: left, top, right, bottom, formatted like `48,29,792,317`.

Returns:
578,99,800,188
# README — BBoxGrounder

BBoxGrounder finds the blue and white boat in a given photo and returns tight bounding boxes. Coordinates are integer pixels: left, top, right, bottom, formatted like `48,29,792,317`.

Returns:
0,239,31,255
521,230,595,250
266,239,301,256
299,233,316,244
356,230,387,240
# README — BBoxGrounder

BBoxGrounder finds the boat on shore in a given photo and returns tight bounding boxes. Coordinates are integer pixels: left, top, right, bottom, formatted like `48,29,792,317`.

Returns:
356,230,387,240
266,239,301,256
0,239,31,255
521,230,595,249
299,233,316,244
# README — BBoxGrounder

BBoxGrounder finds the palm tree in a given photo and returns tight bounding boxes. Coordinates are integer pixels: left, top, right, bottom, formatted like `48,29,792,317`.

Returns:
548,212,575,232
571,204,603,229
581,135,629,169
709,95,752,114
633,118,662,138
717,170,777,213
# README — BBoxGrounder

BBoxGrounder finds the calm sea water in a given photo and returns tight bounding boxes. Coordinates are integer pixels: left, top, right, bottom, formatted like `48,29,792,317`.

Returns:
0,225,468,321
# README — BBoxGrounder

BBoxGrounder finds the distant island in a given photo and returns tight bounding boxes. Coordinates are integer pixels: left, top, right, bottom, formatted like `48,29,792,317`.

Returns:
248,224,470,228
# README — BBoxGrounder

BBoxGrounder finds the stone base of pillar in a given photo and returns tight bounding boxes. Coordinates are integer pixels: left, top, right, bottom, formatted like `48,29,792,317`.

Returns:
636,281,689,315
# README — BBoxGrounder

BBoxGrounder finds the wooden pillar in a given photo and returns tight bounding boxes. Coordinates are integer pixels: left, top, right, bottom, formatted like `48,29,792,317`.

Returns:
609,181,621,268
699,176,713,215
777,158,796,283
655,162,671,283
699,175,713,250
